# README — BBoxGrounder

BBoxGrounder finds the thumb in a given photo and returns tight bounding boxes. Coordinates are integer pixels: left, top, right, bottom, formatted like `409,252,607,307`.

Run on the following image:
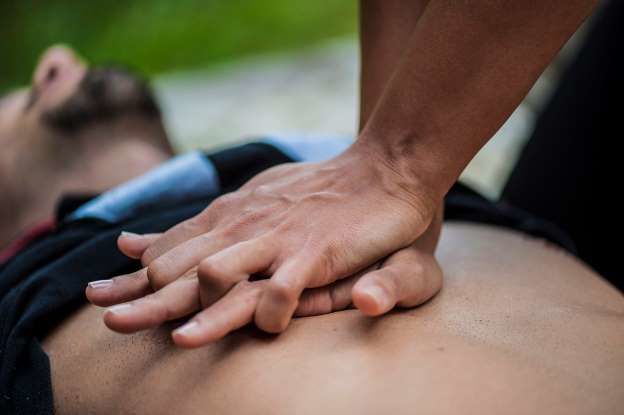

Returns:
351,248,443,317
293,263,380,317
117,232,162,261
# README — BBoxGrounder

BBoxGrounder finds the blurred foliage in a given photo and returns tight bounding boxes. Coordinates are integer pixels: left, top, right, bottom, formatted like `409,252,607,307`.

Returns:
0,0,357,92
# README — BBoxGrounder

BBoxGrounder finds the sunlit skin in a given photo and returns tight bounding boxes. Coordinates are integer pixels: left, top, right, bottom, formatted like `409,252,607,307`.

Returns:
87,0,598,346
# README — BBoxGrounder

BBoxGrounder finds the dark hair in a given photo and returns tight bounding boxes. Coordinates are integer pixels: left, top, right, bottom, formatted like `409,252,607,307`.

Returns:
43,67,161,133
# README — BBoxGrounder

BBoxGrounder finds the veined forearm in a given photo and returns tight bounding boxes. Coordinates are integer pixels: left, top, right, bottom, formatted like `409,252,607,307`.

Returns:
357,0,597,197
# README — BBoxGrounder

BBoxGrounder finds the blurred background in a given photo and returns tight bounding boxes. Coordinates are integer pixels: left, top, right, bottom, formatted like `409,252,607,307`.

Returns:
0,0,588,197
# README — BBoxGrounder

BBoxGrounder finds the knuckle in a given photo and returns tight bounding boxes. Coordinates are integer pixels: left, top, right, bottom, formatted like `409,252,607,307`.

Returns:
409,260,426,279
268,278,299,303
148,298,171,322
218,224,239,240
395,252,432,285
218,209,270,239
300,191,336,204
315,243,341,278
146,259,172,289
193,232,221,251
250,184,272,198
238,208,267,226
197,257,225,282
196,232,216,246
188,210,213,229
254,234,278,256
141,247,158,266
210,193,238,213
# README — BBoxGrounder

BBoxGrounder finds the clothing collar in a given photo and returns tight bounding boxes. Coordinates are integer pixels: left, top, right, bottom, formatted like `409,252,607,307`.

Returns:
0,219,56,265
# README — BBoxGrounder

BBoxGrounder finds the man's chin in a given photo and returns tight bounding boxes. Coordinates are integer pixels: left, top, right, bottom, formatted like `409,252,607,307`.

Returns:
42,67,159,133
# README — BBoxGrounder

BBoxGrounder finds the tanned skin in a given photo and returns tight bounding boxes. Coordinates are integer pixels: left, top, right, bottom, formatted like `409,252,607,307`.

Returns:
49,224,624,415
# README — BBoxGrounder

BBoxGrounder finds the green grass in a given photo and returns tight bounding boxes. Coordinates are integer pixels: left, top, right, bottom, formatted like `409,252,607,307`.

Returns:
0,0,357,92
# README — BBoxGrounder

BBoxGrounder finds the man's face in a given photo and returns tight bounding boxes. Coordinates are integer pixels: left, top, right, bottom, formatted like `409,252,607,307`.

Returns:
0,45,160,167
0,46,87,151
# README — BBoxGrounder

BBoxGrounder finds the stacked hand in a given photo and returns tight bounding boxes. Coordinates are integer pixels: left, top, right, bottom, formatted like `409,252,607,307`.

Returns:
86,146,444,348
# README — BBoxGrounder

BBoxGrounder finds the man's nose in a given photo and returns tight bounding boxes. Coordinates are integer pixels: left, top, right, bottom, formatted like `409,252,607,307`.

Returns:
32,45,86,93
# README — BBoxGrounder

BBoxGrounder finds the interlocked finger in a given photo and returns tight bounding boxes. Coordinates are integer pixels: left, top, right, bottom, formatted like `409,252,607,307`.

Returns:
173,280,267,348
146,230,235,291
197,237,277,307
103,274,201,333
254,255,326,333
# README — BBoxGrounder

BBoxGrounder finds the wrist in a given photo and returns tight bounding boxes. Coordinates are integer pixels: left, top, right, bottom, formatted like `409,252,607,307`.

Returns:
333,138,441,224
350,131,456,201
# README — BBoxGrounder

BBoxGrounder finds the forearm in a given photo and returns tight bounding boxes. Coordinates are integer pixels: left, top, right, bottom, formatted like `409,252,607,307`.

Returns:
359,0,431,131
357,0,597,198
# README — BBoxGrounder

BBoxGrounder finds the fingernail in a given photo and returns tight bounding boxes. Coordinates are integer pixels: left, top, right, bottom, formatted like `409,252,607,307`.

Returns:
362,285,392,310
174,321,199,336
120,231,141,238
88,279,113,289
107,304,133,315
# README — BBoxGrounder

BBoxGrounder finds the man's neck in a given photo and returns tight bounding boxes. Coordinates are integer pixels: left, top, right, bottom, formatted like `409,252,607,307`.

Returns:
0,139,170,251
0,180,61,251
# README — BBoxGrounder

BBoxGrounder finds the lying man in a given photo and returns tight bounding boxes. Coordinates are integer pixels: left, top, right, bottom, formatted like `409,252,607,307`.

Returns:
0,45,178,412
0,45,173,259
1,45,623,414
